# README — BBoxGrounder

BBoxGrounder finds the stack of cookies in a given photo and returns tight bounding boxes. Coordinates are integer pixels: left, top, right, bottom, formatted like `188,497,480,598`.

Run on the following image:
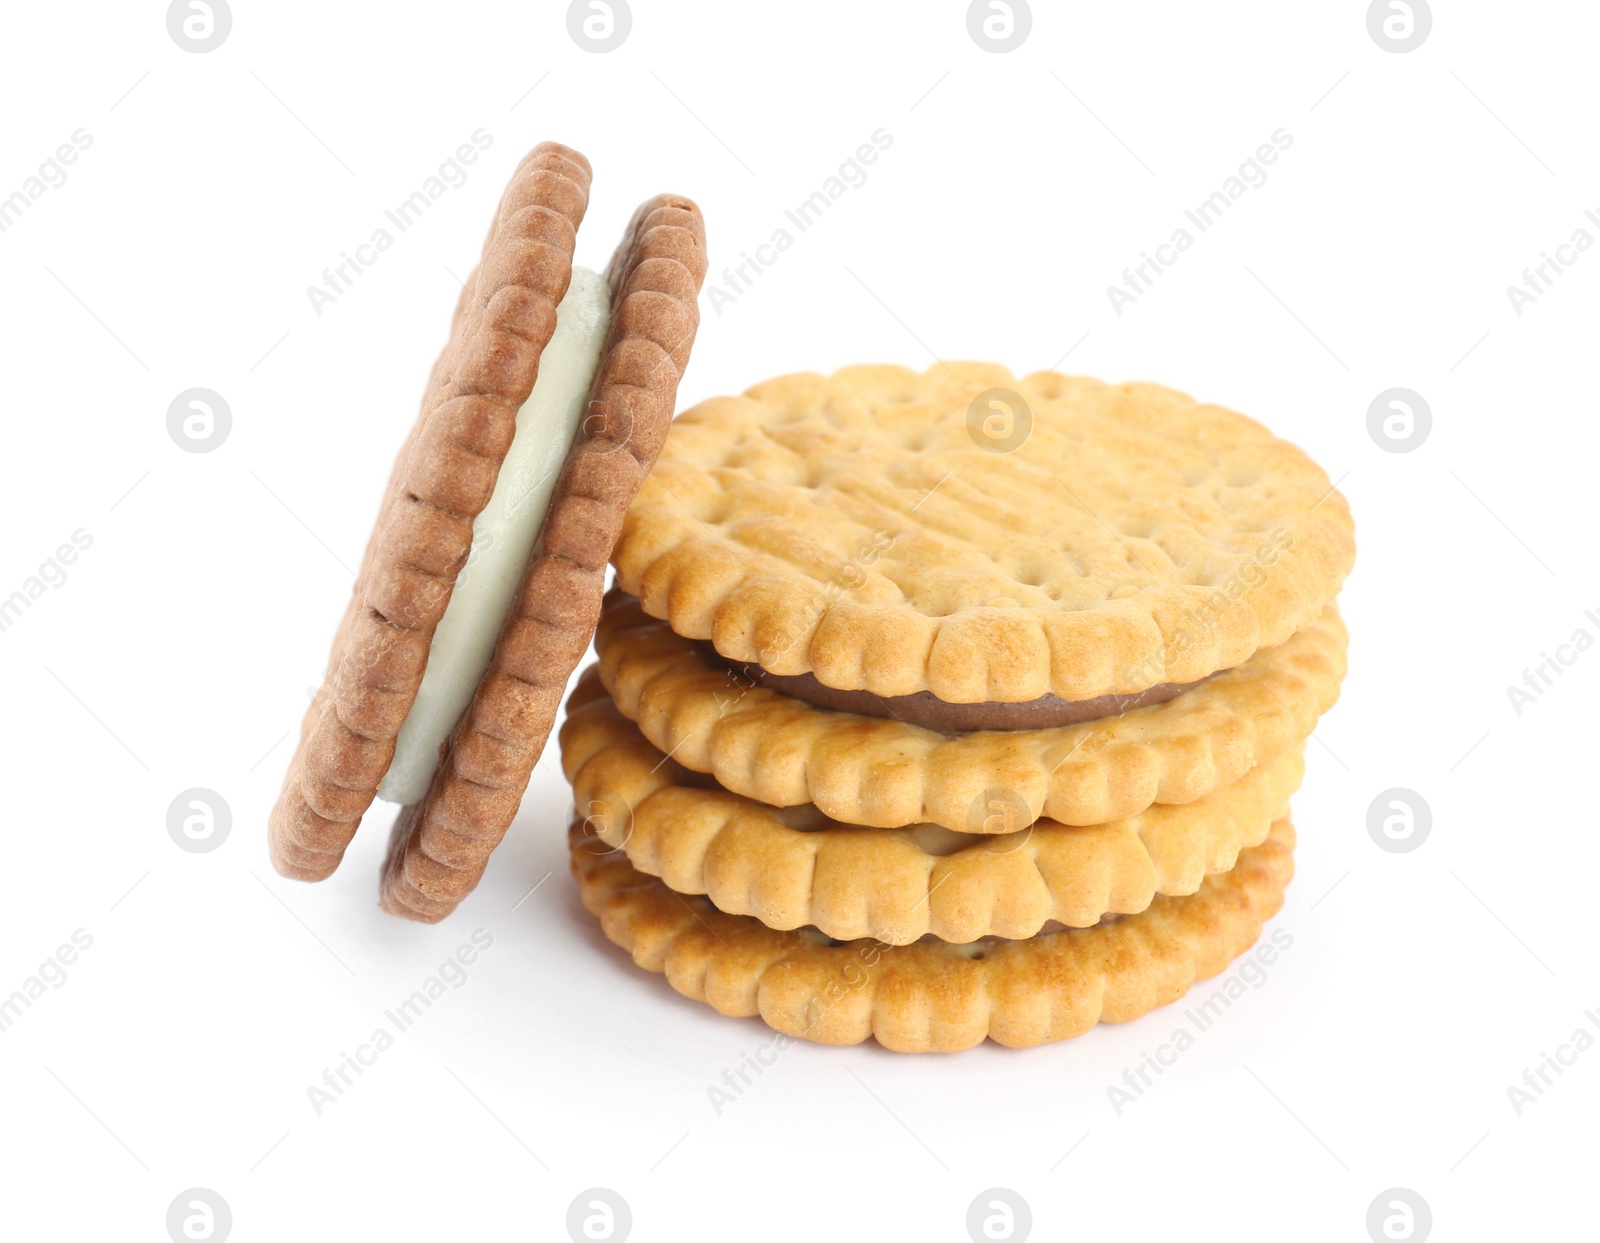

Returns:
560,364,1352,1052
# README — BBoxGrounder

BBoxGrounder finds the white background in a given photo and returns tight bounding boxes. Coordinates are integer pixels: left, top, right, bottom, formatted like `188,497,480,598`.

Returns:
2,1,1597,1239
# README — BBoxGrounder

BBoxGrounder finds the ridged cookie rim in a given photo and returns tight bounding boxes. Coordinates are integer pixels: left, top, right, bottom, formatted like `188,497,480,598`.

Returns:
561,669,1304,942
568,816,1296,1052
596,592,1347,830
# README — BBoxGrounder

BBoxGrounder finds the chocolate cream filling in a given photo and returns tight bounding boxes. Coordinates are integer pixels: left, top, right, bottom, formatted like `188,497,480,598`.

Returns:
806,915,1127,953
729,661,1205,732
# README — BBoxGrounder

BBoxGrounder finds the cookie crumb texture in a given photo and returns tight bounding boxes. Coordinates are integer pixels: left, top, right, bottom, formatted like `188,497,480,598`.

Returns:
612,364,1354,701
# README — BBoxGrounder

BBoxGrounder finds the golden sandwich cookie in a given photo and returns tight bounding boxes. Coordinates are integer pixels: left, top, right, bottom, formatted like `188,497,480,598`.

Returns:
561,666,1303,943
611,364,1353,703
570,814,1297,1053
595,591,1345,831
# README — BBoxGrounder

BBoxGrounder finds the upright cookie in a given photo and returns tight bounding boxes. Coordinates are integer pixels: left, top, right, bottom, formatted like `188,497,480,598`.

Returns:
382,196,707,921
268,141,708,924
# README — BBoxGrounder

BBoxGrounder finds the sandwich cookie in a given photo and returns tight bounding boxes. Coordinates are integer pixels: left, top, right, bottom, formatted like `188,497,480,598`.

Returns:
570,814,1297,1052
268,141,708,921
610,364,1355,705
596,592,1346,831
561,667,1303,943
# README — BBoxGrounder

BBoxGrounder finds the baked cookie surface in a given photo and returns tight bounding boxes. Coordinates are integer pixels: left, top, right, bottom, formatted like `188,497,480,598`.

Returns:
611,364,1354,702
596,592,1347,830
561,669,1302,942
569,815,1296,1052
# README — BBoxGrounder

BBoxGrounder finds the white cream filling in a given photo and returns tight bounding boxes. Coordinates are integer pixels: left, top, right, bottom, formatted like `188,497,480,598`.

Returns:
377,265,611,805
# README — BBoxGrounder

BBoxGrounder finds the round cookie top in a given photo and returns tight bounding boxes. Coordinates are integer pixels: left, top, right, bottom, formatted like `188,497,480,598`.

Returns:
612,363,1355,702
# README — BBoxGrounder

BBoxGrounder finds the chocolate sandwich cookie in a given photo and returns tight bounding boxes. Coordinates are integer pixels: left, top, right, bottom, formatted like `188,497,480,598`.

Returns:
268,141,708,922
